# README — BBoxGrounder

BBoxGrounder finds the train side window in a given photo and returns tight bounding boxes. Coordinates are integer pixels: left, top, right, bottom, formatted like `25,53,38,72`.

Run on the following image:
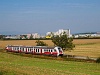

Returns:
21,48,23,50
29,48,30,51
38,49,39,52
28,48,30,51
37,49,38,52
58,47,62,52
15,47,16,50
54,49,56,52
30,48,31,51
51,49,52,52
36,49,37,52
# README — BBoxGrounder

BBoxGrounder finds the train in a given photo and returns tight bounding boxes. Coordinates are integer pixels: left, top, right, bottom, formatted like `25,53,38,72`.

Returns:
5,45,63,57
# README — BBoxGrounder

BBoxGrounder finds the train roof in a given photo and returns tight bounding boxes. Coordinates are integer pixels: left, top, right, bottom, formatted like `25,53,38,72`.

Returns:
6,45,57,49
6,45,33,48
34,46,55,49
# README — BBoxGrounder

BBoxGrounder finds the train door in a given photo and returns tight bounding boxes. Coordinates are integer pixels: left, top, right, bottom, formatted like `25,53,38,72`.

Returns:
35,48,40,54
14,47,17,52
24,47,26,53
32,47,34,54
11,46,14,52
27,47,32,53
41,48,43,54
15,47,19,52
21,47,25,53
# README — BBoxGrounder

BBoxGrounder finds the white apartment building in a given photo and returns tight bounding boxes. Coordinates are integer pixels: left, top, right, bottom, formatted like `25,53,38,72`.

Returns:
24,33,40,39
46,29,71,37
32,33,40,38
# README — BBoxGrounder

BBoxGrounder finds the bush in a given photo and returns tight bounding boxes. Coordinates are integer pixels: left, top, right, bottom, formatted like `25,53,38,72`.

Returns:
96,57,100,63
35,40,48,46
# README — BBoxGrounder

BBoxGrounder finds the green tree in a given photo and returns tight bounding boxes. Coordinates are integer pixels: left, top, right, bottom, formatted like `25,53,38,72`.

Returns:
51,32,75,50
0,35,4,39
96,57,100,63
23,35,28,39
35,40,48,46
29,34,33,39
20,35,28,39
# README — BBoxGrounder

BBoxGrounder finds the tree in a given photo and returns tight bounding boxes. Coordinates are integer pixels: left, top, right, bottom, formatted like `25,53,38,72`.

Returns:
23,35,28,39
0,35,4,39
96,57,100,63
51,32,75,50
35,40,48,46
29,34,33,39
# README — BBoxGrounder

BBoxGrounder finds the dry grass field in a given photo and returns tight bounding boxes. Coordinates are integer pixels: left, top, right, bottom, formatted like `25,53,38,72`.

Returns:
66,39,100,58
65,43,100,57
0,39,100,57
0,40,53,48
73,39,100,45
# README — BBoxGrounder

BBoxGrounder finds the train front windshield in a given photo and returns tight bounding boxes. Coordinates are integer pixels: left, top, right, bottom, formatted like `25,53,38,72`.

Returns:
58,47,62,52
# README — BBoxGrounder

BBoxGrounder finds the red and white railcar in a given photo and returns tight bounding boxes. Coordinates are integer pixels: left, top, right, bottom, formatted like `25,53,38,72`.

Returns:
5,45,63,57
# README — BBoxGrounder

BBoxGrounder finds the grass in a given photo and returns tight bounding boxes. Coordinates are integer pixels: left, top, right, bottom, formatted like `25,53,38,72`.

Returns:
65,43,100,58
0,52,100,75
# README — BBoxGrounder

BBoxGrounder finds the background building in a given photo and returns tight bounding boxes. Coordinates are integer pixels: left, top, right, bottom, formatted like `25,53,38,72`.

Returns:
46,29,71,38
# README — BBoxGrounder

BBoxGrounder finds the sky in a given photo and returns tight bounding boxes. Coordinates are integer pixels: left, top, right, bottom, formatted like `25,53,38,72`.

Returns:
0,0,100,35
